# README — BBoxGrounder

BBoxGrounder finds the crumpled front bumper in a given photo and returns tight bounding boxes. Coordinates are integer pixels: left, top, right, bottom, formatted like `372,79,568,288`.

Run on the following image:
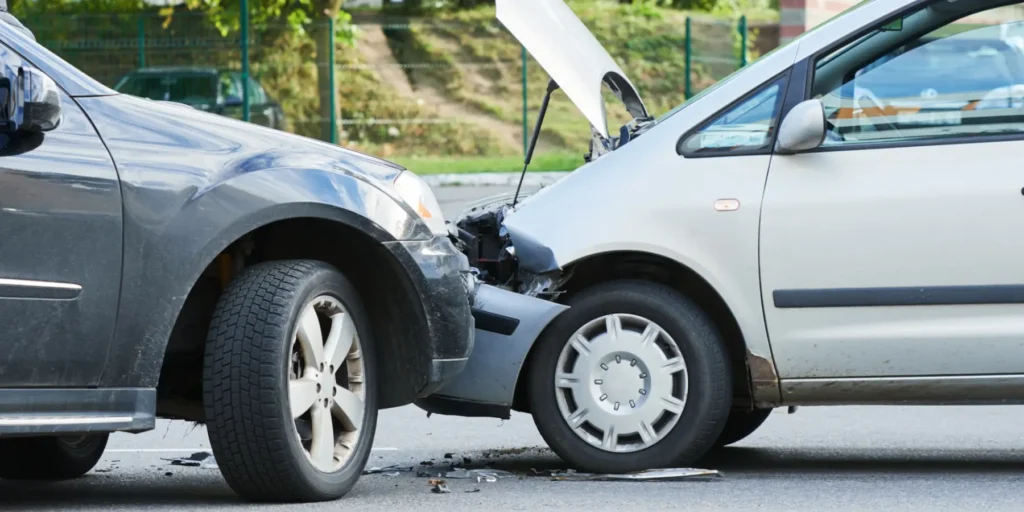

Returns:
385,235,477,397
415,284,568,419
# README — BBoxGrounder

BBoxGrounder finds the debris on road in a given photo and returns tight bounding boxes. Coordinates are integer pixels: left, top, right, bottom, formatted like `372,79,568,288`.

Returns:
429,479,451,494
363,464,414,475
165,451,218,470
547,468,721,482
445,468,514,483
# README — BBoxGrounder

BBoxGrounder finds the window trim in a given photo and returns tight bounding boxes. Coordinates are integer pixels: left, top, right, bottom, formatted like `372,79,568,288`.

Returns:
676,69,793,159
787,0,1024,154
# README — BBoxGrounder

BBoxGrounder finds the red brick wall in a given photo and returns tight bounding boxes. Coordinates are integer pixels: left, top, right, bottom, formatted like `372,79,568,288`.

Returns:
780,0,860,43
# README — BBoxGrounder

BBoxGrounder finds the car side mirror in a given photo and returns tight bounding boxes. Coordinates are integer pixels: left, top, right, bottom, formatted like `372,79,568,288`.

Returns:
0,65,61,133
775,99,826,154
223,95,243,108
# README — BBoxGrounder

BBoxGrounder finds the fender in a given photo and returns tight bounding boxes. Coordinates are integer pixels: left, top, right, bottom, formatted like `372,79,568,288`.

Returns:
502,149,780,405
101,168,426,388
74,94,430,388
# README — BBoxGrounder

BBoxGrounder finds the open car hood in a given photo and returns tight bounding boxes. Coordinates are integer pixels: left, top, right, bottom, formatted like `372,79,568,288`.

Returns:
497,0,649,139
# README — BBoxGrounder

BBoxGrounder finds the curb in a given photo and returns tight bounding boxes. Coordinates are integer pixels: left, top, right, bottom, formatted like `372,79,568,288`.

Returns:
420,171,570,188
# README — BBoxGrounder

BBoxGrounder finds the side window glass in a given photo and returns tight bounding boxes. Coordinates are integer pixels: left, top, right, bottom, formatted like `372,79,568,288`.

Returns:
247,77,266,104
681,78,785,155
219,74,240,100
814,6,1024,147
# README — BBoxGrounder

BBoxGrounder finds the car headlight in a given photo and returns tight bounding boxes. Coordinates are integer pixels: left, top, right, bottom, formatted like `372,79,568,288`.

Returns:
393,171,447,236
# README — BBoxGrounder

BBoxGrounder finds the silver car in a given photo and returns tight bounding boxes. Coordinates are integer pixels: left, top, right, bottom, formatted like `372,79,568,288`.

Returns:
418,0,1024,473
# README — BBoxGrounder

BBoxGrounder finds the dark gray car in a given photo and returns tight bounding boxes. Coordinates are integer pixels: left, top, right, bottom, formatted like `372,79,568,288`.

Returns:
0,16,475,503
113,67,287,130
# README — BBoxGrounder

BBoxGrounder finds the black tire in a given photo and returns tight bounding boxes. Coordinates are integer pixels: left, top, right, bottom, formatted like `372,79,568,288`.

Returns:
527,280,732,473
0,434,108,480
204,260,378,503
714,408,772,448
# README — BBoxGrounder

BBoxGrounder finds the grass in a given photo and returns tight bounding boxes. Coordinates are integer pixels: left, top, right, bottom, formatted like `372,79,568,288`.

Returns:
395,151,582,174
392,3,777,154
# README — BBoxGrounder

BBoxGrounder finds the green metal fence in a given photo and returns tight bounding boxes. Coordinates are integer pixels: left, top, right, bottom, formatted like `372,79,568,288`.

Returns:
22,10,767,170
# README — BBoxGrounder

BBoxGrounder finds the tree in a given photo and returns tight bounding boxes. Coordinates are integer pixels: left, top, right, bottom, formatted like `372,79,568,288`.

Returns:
184,0,351,142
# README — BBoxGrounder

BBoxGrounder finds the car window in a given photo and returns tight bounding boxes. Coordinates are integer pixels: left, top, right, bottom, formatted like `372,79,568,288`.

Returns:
680,78,785,155
814,5,1024,147
116,73,217,106
247,77,267,104
219,73,240,100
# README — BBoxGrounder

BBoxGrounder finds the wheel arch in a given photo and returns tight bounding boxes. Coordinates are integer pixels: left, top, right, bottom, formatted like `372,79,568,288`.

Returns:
118,203,435,421
512,250,780,413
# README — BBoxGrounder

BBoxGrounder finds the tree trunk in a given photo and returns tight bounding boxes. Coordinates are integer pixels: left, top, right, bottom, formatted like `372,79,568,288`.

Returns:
313,22,337,143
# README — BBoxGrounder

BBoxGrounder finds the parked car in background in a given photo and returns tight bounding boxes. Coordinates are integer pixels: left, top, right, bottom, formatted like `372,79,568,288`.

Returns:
421,0,1024,475
114,66,286,130
0,14,474,503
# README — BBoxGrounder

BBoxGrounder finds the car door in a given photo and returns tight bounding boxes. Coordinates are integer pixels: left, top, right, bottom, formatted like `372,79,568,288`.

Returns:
760,3,1024,382
0,42,123,387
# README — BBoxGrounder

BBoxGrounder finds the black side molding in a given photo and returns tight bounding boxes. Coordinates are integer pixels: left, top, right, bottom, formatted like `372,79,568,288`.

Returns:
471,308,519,335
774,285,1024,309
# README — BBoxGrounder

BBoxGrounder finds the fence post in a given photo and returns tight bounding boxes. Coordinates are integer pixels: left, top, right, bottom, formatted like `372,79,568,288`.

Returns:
521,45,528,156
137,15,146,68
241,0,251,123
739,15,748,68
684,17,692,99
329,16,338,144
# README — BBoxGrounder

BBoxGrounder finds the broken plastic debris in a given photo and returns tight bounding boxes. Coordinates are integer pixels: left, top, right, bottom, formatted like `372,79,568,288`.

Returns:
550,468,721,481
363,464,414,475
429,479,451,494
444,468,514,483
165,451,218,470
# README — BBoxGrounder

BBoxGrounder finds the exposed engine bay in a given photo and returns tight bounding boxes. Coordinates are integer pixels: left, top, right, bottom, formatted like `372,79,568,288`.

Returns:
455,110,654,304
456,197,570,302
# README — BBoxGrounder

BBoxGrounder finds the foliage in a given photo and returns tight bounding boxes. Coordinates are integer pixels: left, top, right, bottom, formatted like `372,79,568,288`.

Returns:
179,0,354,43
11,0,145,15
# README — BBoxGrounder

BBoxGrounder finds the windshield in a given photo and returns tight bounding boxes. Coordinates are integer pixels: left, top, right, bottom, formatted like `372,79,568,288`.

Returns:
655,0,879,124
114,73,218,105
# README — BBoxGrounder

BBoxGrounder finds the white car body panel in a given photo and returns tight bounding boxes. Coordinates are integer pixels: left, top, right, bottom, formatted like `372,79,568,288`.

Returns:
503,43,803,403
496,0,648,138
424,0,1024,418
762,141,1024,379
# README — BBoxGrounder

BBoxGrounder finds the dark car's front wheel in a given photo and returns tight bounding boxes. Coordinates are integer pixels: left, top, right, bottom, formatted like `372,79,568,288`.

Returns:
0,434,108,480
204,260,377,503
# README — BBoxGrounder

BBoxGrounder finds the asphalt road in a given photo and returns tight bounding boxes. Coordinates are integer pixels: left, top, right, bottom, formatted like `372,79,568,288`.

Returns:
5,185,1024,511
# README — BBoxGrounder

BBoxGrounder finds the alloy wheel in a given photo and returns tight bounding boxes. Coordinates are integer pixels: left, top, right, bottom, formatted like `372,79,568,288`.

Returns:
287,295,365,473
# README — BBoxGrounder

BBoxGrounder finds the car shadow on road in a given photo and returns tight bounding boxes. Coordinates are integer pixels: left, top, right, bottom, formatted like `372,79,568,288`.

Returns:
0,472,243,507
452,445,1024,477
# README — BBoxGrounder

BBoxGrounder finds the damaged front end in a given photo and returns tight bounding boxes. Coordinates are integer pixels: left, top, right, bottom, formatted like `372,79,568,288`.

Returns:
456,196,568,301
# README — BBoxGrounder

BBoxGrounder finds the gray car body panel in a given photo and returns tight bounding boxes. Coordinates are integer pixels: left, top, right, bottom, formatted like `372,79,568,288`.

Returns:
0,20,474,432
417,284,567,416
74,94,430,388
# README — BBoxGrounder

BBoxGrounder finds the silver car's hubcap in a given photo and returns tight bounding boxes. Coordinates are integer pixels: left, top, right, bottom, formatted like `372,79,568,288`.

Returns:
554,314,688,453
288,295,365,473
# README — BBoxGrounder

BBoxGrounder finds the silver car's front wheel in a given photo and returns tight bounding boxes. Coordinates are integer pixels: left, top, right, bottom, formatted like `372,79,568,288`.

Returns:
527,280,732,474
554,314,688,453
